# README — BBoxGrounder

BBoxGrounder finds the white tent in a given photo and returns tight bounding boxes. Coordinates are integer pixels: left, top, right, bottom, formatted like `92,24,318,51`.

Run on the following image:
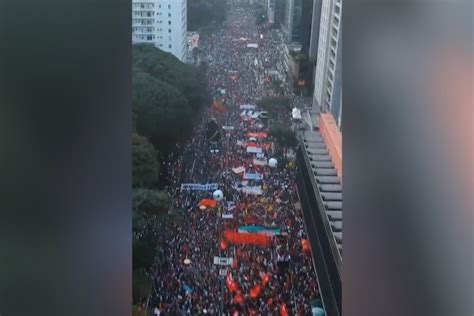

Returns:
292,107,302,120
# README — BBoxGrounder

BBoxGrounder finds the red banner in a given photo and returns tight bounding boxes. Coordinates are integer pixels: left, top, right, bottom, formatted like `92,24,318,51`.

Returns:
224,231,271,246
199,199,217,208
301,239,311,254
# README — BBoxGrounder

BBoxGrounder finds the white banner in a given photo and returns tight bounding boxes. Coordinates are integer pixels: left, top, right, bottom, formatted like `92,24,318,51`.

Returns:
180,183,218,191
242,186,263,195
240,104,256,110
213,257,234,266
222,126,235,130
256,153,265,158
222,214,234,219
243,173,263,180
246,146,263,154
253,159,267,166
232,166,246,174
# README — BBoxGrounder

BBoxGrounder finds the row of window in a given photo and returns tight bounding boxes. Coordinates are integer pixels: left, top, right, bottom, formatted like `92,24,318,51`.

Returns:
156,20,172,25
157,4,172,9
132,27,154,33
158,43,173,49
157,12,172,17
134,35,155,41
133,11,153,17
132,3,153,9
132,19,154,25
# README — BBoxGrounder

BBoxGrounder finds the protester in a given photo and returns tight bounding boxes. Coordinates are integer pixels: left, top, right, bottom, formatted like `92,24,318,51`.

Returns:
148,3,320,315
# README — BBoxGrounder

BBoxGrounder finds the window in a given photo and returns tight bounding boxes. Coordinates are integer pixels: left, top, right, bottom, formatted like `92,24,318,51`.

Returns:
147,35,153,40
169,44,172,48
168,36,172,41
168,29,172,33
168,21,171,25
159,4,161,8
168,13,171,17
168,4,171,9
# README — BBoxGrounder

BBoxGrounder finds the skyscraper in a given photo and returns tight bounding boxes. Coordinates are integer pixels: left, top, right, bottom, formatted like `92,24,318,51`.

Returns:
312,0,342,127
132,0,188,62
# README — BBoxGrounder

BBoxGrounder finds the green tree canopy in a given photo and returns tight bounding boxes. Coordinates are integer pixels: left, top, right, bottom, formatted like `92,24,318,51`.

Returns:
132,305,149,316
188,0,228,31
257,96,291,114
132,44,210,152
269,125,298,149
132,133,160,189
133,188,171,217
133,269,152,304
133,237,155,271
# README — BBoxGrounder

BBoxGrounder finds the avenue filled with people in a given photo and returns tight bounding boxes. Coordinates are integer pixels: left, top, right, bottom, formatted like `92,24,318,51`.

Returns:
150,3,320,315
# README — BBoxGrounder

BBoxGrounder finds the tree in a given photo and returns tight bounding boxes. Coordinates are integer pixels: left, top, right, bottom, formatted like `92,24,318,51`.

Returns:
133,68,193,151
133,133,160,188
257,96,291,114
188,0,228,31
132,44,210,153
133,269,152,304
133,44,209,112
133,227,156,270
132,305,149,316
133,188,171,217
269,125,298,149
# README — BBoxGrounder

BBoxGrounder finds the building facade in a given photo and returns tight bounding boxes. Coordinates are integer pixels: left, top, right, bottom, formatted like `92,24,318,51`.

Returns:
312,0,342,127
282,0,304,43
132,0,187,62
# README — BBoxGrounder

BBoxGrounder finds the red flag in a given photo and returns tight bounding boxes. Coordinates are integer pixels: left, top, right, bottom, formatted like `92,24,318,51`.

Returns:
280,304,289,316
249,284,262,299
220,239,228,251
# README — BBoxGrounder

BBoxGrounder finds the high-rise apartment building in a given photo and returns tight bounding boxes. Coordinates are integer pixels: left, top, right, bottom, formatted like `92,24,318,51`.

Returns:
132,0,187,62
283,0,305,43
312,0,342,127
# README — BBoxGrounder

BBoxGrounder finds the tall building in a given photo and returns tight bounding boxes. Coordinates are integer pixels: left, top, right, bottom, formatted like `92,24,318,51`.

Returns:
283,0,304,43
312,0,342,127
308,0,322,61
132,0,187,62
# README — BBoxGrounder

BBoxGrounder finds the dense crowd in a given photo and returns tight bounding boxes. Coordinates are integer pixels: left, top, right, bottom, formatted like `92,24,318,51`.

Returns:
150,3,319,315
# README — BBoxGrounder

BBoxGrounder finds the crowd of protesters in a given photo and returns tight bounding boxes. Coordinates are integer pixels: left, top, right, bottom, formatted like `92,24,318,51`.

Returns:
149,3,320,315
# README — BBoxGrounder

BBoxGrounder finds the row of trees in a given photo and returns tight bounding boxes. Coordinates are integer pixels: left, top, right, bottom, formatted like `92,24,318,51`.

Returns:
132,134,170,310
132,44,210,312
133,44,210,154
188,0,228,32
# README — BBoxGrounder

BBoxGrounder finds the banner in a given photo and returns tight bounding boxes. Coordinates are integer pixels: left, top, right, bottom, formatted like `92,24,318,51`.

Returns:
256,153,265,158
181,183,218,191
238,225,280,235
246,147,262,154
253,159,267,166
222,214,234,219
222,126,235,130
247,132,268,138
232,166,246,174
224,231,271,246
240,104,256,110
242,186,263,195
199,199,217,208
243,173,263,180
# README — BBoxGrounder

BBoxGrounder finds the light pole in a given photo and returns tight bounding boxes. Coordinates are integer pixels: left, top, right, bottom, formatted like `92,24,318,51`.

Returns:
213,189,225,315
